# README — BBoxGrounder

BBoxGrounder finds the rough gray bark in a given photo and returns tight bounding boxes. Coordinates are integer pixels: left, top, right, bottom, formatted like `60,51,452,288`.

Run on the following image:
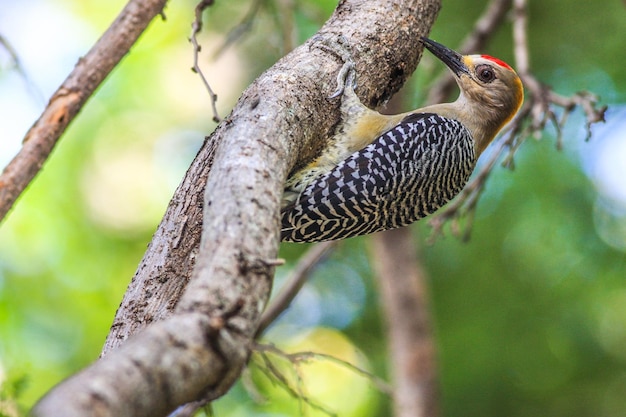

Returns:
33,1,441,416
103,0,441,352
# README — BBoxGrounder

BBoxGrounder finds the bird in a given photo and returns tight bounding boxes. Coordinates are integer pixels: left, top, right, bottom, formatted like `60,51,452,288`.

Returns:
280,37,524,243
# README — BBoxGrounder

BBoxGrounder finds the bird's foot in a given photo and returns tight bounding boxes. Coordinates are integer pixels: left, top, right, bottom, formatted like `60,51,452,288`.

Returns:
311,35,358,99
329,60,357,99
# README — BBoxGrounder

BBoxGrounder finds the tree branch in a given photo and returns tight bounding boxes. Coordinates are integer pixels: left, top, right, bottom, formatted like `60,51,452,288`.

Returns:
190,0,221,123
33,1,442,416
0,0,168,222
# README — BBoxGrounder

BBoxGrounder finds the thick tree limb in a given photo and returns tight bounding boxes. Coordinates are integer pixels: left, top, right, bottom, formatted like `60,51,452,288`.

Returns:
0,0,168,221
33,1,441,416
102,0,441,353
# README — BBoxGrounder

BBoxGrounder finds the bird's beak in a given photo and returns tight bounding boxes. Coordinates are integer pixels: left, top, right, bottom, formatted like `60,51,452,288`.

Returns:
420,37,469,77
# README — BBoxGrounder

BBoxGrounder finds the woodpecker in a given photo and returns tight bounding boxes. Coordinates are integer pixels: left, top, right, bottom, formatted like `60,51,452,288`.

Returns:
281,37,523,242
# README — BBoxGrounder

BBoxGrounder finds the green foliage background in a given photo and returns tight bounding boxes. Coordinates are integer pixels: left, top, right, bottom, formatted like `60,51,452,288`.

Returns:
1,0,626,415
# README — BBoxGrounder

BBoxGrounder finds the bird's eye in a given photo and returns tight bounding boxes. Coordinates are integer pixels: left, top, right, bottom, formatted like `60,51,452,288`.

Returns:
476,65,496,83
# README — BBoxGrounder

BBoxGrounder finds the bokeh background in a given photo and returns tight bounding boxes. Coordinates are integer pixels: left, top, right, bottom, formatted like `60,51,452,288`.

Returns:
1,0,626,415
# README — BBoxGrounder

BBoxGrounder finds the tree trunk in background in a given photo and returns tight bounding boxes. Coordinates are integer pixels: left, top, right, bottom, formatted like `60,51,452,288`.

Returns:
371,227,438,417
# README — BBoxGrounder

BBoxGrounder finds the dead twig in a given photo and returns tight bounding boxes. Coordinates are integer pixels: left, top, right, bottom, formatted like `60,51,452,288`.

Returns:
253,344,337,417
190,0,221,123
254,342,393,394
246,342,392,415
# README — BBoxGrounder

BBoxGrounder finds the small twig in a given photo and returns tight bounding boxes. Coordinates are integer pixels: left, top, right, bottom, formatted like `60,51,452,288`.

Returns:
250,342,392,413
190,0,221,123
256,241,337,337
255,343,394,395
253,347,337,417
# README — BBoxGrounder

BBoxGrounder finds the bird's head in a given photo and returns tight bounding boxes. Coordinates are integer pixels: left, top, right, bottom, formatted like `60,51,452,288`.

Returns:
421,37,524,152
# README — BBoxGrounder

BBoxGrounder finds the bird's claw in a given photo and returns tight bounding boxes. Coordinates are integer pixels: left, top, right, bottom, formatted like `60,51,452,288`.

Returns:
310,35,357,99
329,61,357,99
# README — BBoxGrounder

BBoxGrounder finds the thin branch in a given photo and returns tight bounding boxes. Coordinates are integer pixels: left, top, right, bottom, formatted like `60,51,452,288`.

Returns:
256,241,337,338
0,0,169,223
511,0,529,73
253,347,337,417
254,342,393,396
191,0,221,123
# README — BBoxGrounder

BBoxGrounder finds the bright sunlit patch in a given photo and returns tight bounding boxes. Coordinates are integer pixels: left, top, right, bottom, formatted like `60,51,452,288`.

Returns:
589,109,626,205
0,1,96,169
253,328,377,417
80,121,173,234
592,198,626,252
595,290,626,362
584,107,626,250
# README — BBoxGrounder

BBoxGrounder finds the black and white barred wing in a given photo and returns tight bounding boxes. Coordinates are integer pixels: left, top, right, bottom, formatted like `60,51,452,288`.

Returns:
281,113,476,242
